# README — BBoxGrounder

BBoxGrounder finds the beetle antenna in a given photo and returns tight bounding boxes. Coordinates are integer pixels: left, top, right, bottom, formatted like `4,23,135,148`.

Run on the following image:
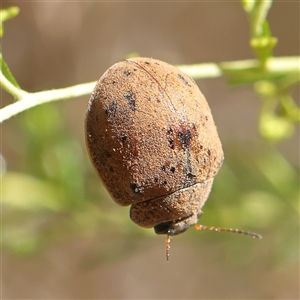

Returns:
165,235,172,262
194,224,263,239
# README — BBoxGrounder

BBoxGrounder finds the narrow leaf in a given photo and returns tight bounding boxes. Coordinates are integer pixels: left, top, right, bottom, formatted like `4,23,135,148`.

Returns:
0,6,20,37
0,55,20,88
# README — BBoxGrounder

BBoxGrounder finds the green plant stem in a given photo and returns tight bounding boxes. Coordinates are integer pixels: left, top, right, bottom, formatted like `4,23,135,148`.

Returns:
178,57,299,79
0,81,96,122
1,56,299,123
0,71,28,99
249,0,273,37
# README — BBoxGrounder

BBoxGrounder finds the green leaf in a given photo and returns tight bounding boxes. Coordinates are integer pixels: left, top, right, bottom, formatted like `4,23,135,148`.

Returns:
250,36,277,50
0,54,20,88
0,6,20,37
250,30,278,62
241,0,276,62
251,0,273,37
241,0,273,37
280,95,300,122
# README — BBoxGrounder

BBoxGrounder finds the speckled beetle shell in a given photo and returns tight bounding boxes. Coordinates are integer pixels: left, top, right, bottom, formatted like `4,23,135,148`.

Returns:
85,57,224,236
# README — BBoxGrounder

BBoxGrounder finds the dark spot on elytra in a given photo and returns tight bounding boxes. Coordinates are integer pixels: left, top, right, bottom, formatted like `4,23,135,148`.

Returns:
109,166,114,172
177,74,191,87
167,127,175,149
207,149,211,156
187,173,196,180
161,166,166,171
163,180,167,185
104,101,117,115
178,129,192,148
170,167,175,173
182,147,196,188
145,61,150,65
154,177,158,183
112,80,116,84
121,136,127,143
124,92,136,111
130,182,144,195
183,172,197,188
124,70,131,76
168,139,174,149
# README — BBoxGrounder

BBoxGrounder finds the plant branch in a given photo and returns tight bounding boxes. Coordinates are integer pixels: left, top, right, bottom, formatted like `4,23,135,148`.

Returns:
1,56,299,123
0,71,28,99
0,81,96,122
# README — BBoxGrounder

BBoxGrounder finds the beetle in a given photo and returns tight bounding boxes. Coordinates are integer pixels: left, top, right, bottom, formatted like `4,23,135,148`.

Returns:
85,57,262,260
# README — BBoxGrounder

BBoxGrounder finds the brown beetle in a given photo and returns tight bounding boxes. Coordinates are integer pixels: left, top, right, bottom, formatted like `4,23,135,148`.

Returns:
85,57,262,260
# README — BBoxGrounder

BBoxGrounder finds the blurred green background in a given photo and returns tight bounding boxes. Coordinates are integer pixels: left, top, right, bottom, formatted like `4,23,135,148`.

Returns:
1,2,299,299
